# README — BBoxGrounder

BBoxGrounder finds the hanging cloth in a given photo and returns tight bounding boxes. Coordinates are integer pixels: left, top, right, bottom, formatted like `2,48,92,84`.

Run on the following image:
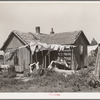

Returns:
59,45,64,51
6,49,18,61
54,45,60,50
29,42,37,55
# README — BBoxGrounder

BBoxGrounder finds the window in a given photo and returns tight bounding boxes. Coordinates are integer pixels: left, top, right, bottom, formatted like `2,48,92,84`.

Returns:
79,45,83,55
14,52,19,65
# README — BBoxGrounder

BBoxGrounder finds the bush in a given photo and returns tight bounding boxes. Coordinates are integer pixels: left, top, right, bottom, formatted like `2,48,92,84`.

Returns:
3,65,16,78
30,68,44,77
29,68,94,92
22,67,100,92
88,56,96,67
64,67,95,91
23,68,30,77
88,48,97,67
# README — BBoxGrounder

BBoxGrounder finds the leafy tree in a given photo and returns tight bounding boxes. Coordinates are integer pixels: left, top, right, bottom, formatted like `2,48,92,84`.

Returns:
91,38,98,45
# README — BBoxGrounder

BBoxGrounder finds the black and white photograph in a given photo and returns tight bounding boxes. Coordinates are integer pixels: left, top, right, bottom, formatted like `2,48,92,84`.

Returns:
0,1,100,99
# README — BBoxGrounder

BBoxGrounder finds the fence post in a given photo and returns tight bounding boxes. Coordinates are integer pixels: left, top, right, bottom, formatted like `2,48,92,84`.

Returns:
94,45,100,79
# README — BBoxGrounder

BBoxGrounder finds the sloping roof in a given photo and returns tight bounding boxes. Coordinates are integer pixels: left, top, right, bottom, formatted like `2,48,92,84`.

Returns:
1,30,47,50
1,30,90,50
40,30,89,45
12,30,39,44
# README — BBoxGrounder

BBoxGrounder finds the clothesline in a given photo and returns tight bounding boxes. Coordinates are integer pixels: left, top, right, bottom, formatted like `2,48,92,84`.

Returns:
5,42,77,61
29,42,77,55
5,42,76,53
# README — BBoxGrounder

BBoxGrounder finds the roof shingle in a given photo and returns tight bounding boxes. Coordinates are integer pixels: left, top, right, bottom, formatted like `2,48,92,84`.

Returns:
1,29,89,50
40,30,82,45
12,30,87,45
12,30,40,44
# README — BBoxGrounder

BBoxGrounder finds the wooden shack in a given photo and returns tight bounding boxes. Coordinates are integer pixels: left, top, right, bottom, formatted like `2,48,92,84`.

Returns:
1,30,34,72
40,30,90,69
1,27,90,72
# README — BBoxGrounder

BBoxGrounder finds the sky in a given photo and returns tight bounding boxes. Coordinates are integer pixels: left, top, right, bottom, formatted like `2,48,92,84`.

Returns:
0,1,100,48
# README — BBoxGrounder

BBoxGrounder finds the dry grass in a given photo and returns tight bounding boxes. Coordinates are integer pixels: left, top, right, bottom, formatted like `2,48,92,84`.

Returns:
0,67,100,92
22,67,98,92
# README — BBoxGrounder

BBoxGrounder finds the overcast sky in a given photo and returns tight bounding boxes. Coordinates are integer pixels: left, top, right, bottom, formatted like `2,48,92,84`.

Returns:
0,2,100,48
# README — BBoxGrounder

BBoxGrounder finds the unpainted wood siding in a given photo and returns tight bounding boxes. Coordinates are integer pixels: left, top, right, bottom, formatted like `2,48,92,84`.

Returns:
4,33,31,72
17,47,30,72
74,33,88,68
5,34,24,50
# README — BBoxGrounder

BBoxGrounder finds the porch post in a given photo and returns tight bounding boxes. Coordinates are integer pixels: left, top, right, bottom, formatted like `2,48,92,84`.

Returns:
71,47,74,70
42,51,44,68
45,55,46,68
30,49,32,64
48,51,50,64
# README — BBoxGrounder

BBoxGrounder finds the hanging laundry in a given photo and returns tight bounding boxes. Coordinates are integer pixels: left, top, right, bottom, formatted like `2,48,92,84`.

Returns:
37,42,48,51
64,45,76,50
30,42,37,55
38,42,47,48
65,45,71,49
59,45,64,51
54,44,60,50
50,44,55,49
6,49,18,61
61,46,65,51
18,44,28,49
29,42,50,54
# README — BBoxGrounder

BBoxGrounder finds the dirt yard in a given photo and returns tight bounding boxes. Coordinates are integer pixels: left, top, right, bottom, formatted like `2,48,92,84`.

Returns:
0,67,100,92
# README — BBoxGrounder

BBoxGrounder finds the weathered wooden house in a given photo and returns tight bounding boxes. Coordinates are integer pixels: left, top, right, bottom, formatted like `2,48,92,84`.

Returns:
1,27,90,72
0,27,44,72
40,29,90,70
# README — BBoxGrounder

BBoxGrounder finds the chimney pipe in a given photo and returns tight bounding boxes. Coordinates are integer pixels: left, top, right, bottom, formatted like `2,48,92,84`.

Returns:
36,26,40,33
50,28,54,34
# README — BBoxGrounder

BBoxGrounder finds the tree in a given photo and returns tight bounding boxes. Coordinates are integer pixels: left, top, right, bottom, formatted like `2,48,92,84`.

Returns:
91,38,98,45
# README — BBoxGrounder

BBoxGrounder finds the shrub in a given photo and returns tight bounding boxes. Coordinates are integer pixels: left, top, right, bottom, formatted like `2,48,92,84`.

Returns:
3,65,16,78
88,56,96,67
64,67,95,91
23,68,30,77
